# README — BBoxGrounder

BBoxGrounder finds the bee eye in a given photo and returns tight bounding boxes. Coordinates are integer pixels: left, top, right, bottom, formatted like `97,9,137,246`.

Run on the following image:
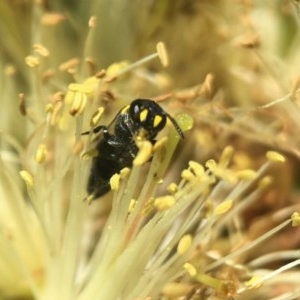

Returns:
131,104,141,120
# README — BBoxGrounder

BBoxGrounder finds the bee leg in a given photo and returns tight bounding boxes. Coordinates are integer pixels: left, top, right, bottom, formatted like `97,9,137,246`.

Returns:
87,125,119,145
82,125,123,146
84,182,111,203
82,125,108,135
102,130,129,147
84,193,95,204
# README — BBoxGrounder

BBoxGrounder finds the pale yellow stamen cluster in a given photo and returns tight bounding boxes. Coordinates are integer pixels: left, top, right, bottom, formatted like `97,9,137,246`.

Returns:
65,78,99,117
2,6,298,298
133,140,153,166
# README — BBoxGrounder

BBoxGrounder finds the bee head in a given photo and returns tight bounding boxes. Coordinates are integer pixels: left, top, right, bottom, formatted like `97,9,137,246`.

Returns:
129,99,184,140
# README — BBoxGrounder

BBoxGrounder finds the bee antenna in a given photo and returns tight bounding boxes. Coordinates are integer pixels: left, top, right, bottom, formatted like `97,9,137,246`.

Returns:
82,125,106,135
166,114,184,139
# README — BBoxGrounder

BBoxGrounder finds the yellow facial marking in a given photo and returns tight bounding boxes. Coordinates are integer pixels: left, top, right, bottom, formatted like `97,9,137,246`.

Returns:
154,115,163,127
139,109,148,122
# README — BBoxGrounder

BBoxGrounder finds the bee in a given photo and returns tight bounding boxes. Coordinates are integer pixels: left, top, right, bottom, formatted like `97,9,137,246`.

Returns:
83,98,184,200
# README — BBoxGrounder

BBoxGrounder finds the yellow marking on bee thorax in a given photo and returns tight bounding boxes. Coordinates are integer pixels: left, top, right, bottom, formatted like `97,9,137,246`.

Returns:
139,109,148,122
154,115,163,127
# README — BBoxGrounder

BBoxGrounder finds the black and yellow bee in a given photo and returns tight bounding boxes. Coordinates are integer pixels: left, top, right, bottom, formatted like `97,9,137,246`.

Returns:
83,99,184,200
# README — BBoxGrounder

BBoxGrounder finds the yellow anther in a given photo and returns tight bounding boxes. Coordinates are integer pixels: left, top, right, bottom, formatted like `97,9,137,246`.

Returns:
206,159,237,183
258,176,272,188
177,234,192,255
35,144,47,163
181,169,195,181
154,195,176,211
19,170,34,187
89,16,96,28
68,83,93,94
128,199,136,213
110,173,120,191
120,167,130,178
41,13,65,25
153,115,163,127
59,58,80,72
95,69,106,78
167,182,178,194
121,105,130,114
214,199,233,215
291,212,300,227
236,169,257,180
183,263,197,277
219,146,234,167
83,76,99,92
189,161,204,177
90,107,104,127
139,109,148,122
266,151,286,163
33,44,49,57
66,79,97,116
244,276,262,289
25,56,40,67
106,60,130,77
205,159,217,170
156,41,169,67
69,91,87,116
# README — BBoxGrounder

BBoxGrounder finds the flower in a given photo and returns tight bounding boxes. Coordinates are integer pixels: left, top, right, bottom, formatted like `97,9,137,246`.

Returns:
2,1,300,300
